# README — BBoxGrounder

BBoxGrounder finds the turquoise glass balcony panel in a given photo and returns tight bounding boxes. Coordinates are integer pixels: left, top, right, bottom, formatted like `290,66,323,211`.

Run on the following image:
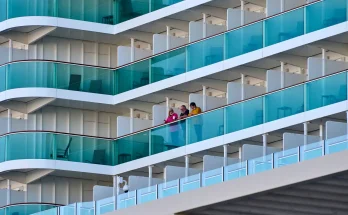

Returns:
0,65,5,92
248,154,273,175
151,47,186,83
0,136,5,162
187,34,224,71
115,0,149,23
151,0,183,11
0,0,6,22
7,62,55,90
55,134,113,165
202,168,223,187
265,85,304,122
306,72,347,111
115,131,150,164
96,197,114,215
180,174,201,192
306,0,347,33
56,63,114,95
226,97,263,133
6,132,54,161
77,202,94,215
325,135,348,154
0,209,3,215
8,0,55,18
117,191,136,210
274,148,299,168
224,161,247,181
31,208,58,215
158,179,179,198
137,185,157,204
300,141,323,161
225,22,263,58
116,60,150,94
7,205,57,215
60,205,75,215
265,8,304,46
188,108,224,144
151,120,186,155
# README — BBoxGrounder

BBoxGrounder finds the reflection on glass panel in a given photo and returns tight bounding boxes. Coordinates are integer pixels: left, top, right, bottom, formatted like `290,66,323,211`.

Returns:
226,97,263,133
306,0,347,33
265,85,304,122
0,136,5,162
151,0,182,11
115,131,150,164
202,168,223,187
224,161,247,181
265,8,304,46
248,154,273,175
0,65,5,92
300,141,323,161
226,22,263,58
306,72,347,111
96,197,114,215
117,191,136,210
137,185,157,204
7,62,55,89
188,109,224,144
115,0,149,23
0,0,6,22
180,173,201,192
326,138,348,154
274,148,299,168
116,60,150,94
8,0,55,18
31,207,58,215
77,202,94,215
158,179,179,199
8,205,57,215
151,120,186,155
60,205,75,215
187,34,224,71
151,47,186,83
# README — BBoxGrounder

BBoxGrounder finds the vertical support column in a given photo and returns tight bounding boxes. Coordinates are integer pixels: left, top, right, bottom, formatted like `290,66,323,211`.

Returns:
280,0,285,12
346,111,348,137
241,74,245,100
238,146,242,160
319,121,324,141
113,176,117,196
9,39,13,62
166,26,171,51
280,62,285,88
304,122,308,145
322,48,326,77
7,179,10,205
7,109,11,133
263,134,268,156
203,86,207,111
166,97,170,117
185,155,190,178
130,38,135,62
148,165,153,187
241,0,245,25
130,108,134,133
145,114,150,120
223,145,228,166
202,13,207,38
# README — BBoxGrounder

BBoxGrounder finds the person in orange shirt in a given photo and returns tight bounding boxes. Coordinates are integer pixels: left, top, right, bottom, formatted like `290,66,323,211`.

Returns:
188,102,203,142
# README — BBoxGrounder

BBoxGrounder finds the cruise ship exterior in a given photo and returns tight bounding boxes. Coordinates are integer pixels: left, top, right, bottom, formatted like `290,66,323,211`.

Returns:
1,0,348,214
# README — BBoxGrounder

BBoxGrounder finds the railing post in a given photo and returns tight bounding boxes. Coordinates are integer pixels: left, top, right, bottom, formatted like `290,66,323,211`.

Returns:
134,190,137,205
93,201,96,215
221,166,224,182
271,153,275,169
245,160,249,176
298,146,301,162
155,184,158,200
177,178,180,194
322,140,326,156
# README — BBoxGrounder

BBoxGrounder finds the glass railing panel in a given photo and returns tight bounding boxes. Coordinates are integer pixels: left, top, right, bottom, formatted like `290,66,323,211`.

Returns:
137,185,157,204
187,34,224,71
306,0,347,33
265,7,304,46
274,148,299,168
115,131,150,164
77,202,94,215
325,135,348,154
224,161,247,181
151,0,182,11
115,0,149,23
202,167,223,187
96,196,114,215
300,141,323,161
7,132,54,161
117,191,136,210
60,204,75,215
7,62,55,90
151,47,186,83
150,120,186,155
265,85,304,122
8,0,55,18
188,108,224,144
306,72,347,111
31,207,58,215
248,154,273,175
226,97,263,133
158,179,179,199
56,64,114,95
116,60,150,94
0,0,6,22
180,173,201,192
0,136,5,162
225,21,263,59
11,205,57,215
0,65,5,92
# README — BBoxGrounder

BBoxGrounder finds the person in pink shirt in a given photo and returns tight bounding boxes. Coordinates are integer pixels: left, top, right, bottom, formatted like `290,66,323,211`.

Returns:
164,108,179,149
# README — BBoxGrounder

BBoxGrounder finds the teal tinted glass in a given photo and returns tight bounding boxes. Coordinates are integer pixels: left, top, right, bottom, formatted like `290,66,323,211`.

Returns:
31,207,58,215
6,133,53,161
0,0,6,21
77,202,94,215
265,8,304,46
248,154,273,175
306,72,347,111
60,205,75,215
56,63,114,95
0,65,5,92
115,131,150,164
306,0,347,33
188,108,224,144
158,180,179,198
6,204,57,215
115,0,149,23
202,168,223,187
0,136,5,162
180,174,201,192
151,0,182,11
226,22,263,58
96,197,114,215
300,141,323,161
7,62,55,89
116,60,150,94
151,47,186,83
8,0,55,18
265,85,304,122
274,148,299,168
137,185,157,204
151,120,186,154
187,34,224,71
117,191,136,209
225,97,263,133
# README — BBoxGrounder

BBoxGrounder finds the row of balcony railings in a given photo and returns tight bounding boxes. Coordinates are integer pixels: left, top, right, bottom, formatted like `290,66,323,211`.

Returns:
0,203,59,215
25,134,348,214
0,70,346,166
0,0,183,25
0,0,345,96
